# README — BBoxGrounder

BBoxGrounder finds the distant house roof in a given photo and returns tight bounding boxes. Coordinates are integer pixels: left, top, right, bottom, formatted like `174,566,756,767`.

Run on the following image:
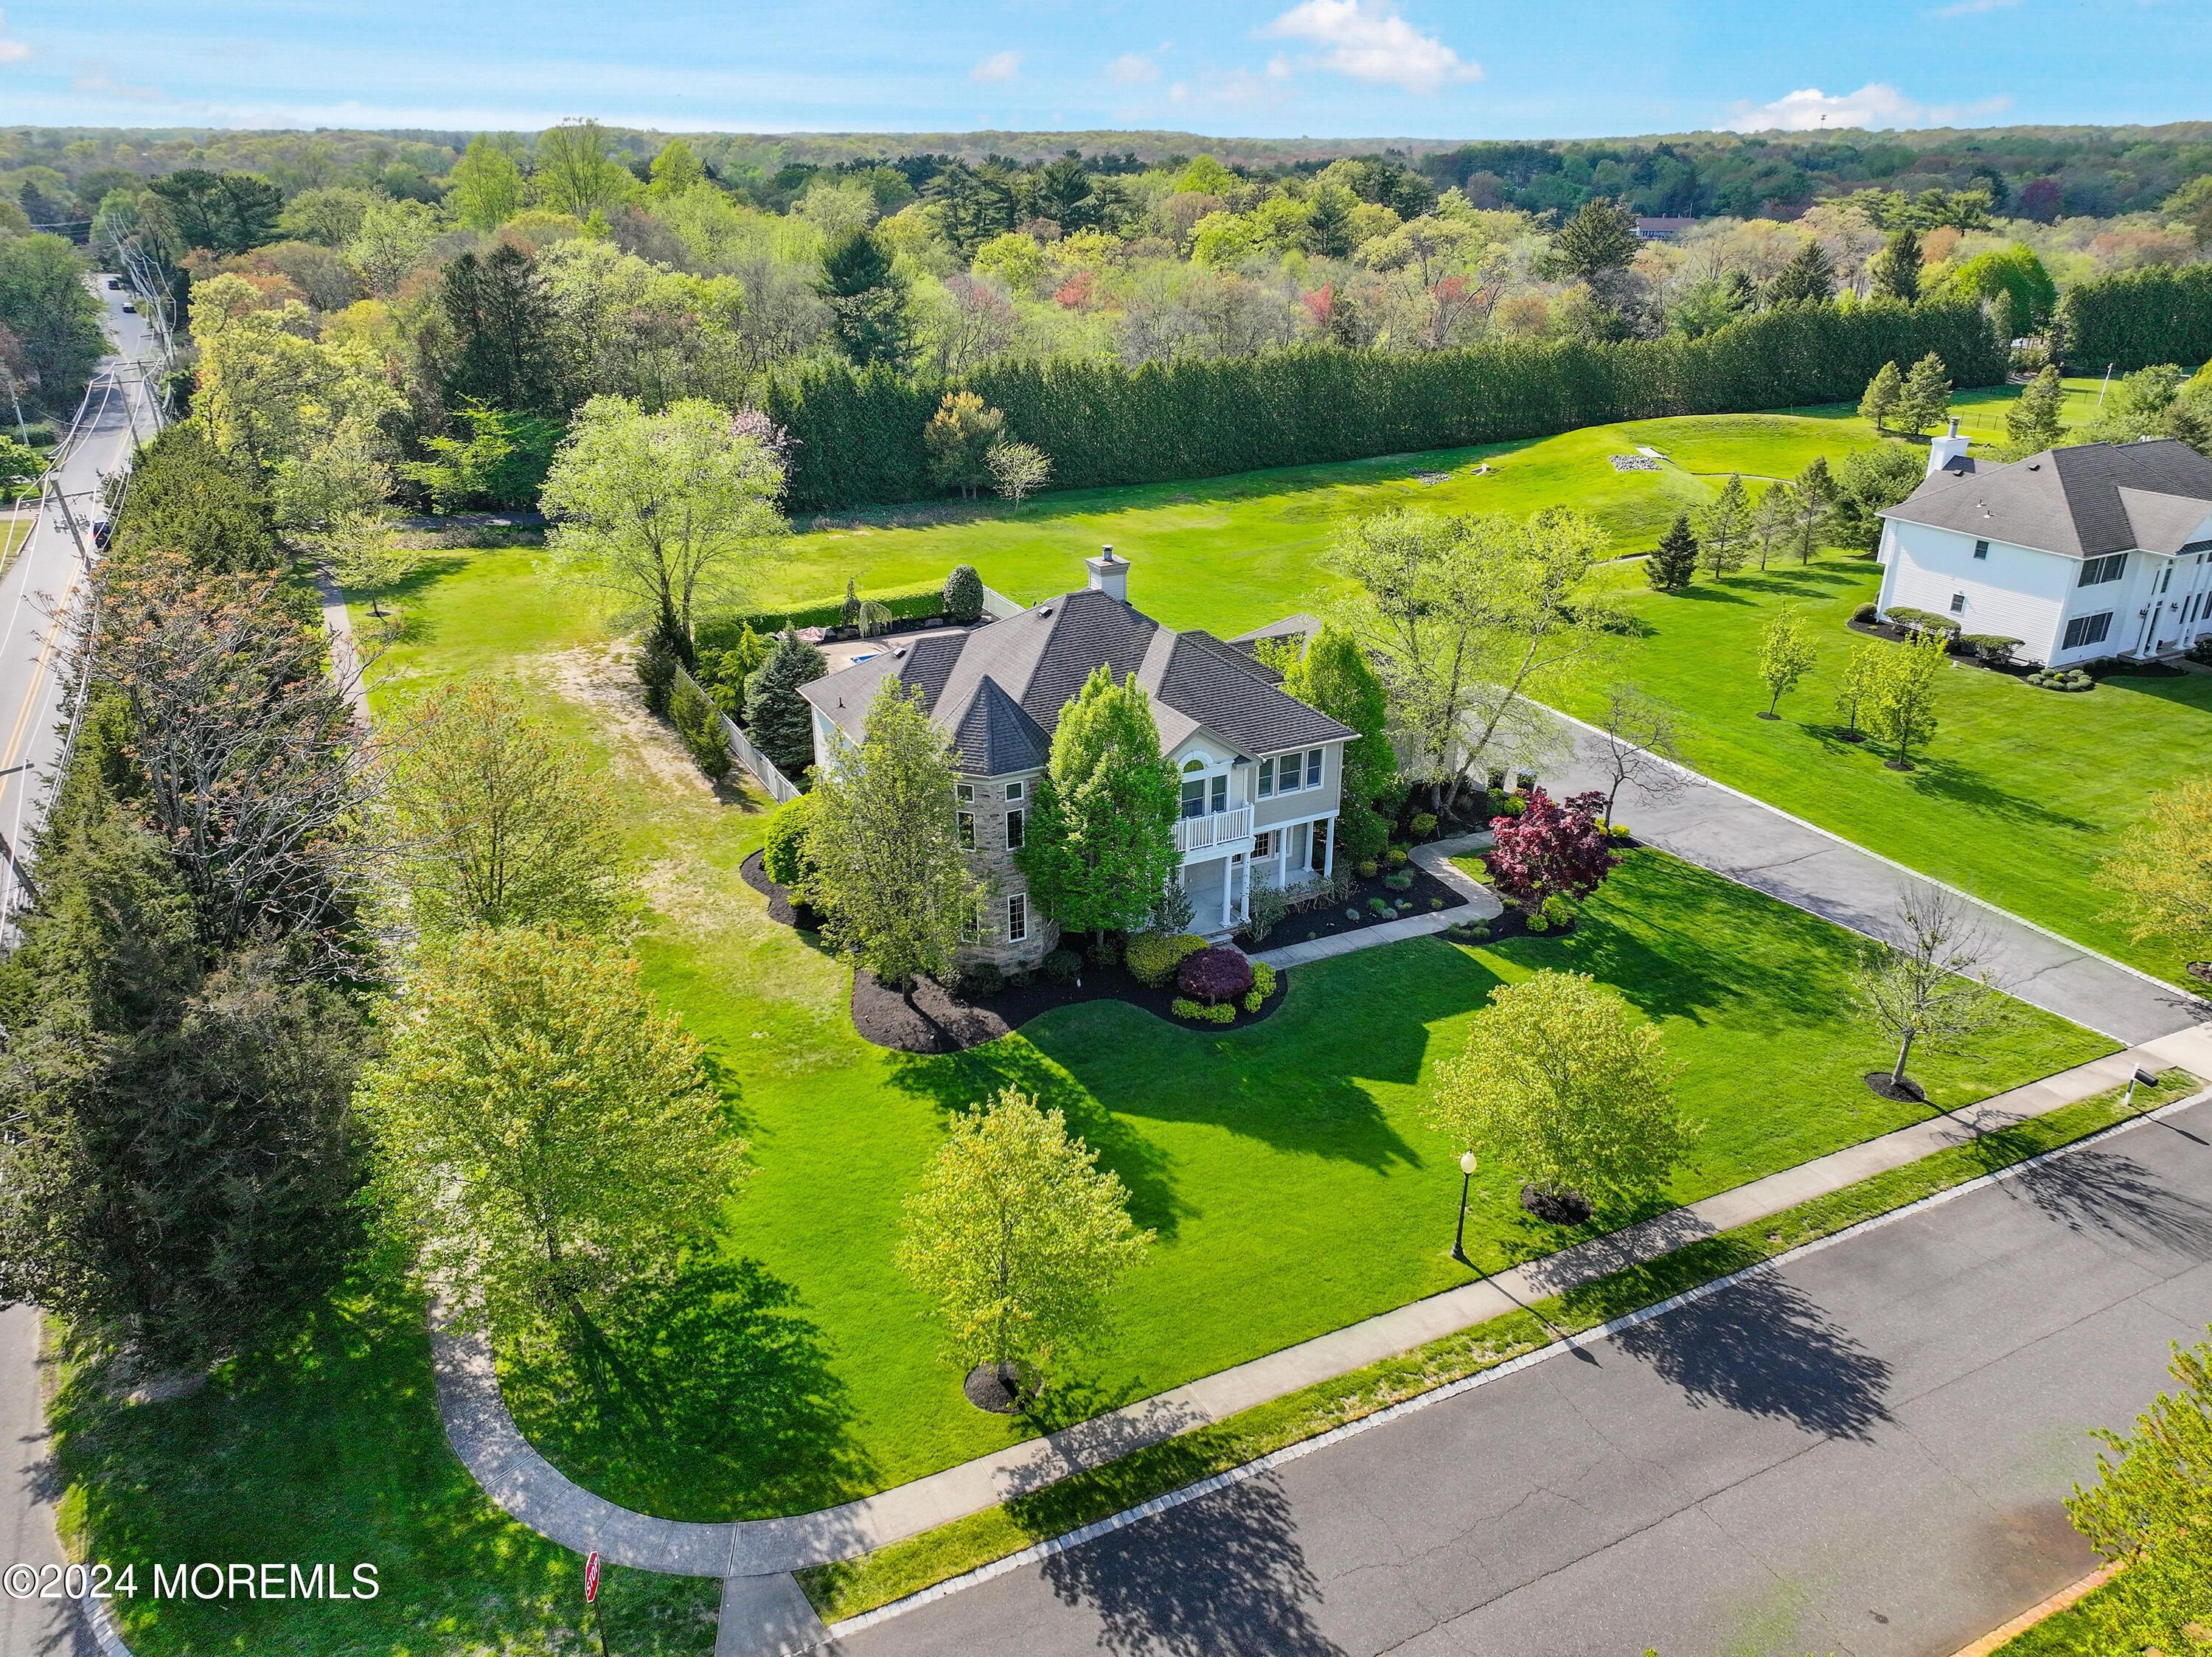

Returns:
1228,612,1323,648
800,586,1356,777
1879,438,2212,559
1635,216,1698,240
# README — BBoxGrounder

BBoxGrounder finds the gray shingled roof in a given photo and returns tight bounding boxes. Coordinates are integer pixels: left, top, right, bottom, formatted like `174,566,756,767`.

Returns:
799,586,1355,777
1881,438,2212,558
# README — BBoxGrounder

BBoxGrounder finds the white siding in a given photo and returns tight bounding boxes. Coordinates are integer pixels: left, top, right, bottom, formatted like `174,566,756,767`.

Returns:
1877,520,2072,663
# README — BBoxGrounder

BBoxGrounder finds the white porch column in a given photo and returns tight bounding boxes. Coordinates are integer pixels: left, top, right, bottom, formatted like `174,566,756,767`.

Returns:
1321,814,1336,879
1275,833,1287,891
1220,855,1233,930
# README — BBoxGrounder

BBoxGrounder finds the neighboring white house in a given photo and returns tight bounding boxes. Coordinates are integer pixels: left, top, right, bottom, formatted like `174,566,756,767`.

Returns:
799,551,1355,968
1876,428,2212,667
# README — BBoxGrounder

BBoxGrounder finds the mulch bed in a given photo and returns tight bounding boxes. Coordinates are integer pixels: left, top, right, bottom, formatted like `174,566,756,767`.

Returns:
741,850,1292,1055
1863,1071,1927,1102
1844,617,2192,682
1251,859,1468,948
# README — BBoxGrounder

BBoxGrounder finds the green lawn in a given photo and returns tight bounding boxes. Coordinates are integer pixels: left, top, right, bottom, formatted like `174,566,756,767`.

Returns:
1552,555,2212,985
327,546,2110,1525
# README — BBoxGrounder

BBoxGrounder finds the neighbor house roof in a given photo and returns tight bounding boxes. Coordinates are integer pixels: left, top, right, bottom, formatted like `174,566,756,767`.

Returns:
1880,438,2212,558
799,586,1355,777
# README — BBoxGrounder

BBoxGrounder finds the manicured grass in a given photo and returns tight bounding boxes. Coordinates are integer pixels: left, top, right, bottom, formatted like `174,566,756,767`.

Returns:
801,1064,2200,1624
1991,1580,2111,1655
1552,555,2212,986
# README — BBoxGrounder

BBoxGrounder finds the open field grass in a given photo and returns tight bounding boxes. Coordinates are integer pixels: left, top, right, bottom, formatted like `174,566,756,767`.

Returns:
1555,555,2212,984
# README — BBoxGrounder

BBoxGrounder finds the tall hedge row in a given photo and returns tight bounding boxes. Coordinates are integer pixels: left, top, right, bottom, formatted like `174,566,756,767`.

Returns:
2059,264,2212,372
765,299,2003,513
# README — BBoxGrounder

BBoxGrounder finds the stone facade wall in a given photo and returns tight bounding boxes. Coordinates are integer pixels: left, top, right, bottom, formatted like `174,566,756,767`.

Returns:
956,773,1056,970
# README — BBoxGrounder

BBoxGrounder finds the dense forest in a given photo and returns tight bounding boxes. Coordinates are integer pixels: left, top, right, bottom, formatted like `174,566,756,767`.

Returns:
3,119,2210,507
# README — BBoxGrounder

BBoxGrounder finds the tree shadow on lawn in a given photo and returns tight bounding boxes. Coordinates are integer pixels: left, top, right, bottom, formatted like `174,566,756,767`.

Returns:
1731,564,1868,600
2094,670,2212,713
499,1256,876,1524
1036,1470,1343,1657
1893,753,2101,836
49,1248,721,1655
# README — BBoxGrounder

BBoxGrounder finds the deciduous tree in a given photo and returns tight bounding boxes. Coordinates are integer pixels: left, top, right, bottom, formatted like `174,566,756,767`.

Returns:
542,395,790,653
1426,971,1686,1215
1016,666,1180,933
923,392,1004,498
1864,630,1946,769
445,136,526,231
1483,788,1616,913
1591,684,1690,824
1282,622,1396,862
358,928,744,1342
2097,779,2212,972
897,1088,1152,1394
1834,643,1882,741
1853,885,2010,1095
987,440,1053,506
804,679,981,990
1757,608,1818,718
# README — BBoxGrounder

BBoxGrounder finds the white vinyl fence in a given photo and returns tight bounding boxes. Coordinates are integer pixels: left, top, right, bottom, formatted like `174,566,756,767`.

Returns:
674,664,801,803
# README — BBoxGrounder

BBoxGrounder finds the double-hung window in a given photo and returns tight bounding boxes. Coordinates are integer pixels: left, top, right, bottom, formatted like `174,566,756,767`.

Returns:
1005,807,1024,850
1305,749,1323,788
1006,893,1028,943
956,810,975,850
2079,553,2127,587
1180,777,1206,819
1972,539,1990,560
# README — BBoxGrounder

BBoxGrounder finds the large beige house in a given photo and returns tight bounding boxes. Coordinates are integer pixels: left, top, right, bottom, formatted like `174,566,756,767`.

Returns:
800,551,1356,968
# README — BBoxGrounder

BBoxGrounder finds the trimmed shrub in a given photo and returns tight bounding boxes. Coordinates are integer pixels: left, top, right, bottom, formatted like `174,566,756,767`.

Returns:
1367,897,1394,918
1961,633,2024,664
1127,931,1208,988
942,563,984,625
1356,859,1380,879
1408,812,1438,839
1886,606,1962,638
668,673,732,783
1851,601,1879,625
1040,947,1082,984
1382,847,1409,869
1382,871,1414,892
952,961,1004,999
1171,996,1237,1025
698,585,942,647
1250,962,1278,1000
1242,988,1263,1014
1178,945,1256,1004
762,792,820,889
2026,667,2095,692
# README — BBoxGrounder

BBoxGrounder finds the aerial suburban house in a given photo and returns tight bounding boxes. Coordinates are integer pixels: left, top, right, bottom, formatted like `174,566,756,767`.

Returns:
801,551,1355,969
1877,428,2212,667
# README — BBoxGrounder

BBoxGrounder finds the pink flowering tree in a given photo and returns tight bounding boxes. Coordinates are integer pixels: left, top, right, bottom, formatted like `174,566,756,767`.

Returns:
1484,789,1618,912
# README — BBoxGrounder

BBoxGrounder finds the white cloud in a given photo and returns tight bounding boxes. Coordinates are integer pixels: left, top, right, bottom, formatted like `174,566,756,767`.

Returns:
1721,82,2011,132
1105,51,1160,84
1933,0,2017,14
1261,0,1480,95
970,49,1021,83
73,68,164,103
0,10,31,63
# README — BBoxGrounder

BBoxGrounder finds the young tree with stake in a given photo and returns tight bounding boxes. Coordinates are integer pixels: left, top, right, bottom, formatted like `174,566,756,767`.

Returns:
1426,971,1686,1220
1853,885,2011,1099
897,1088,1152,1401
804,679,982,992
1757,609,1818,719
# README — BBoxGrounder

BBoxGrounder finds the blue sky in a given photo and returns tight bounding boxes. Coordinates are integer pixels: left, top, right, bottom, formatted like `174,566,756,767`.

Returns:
4,1,2205,139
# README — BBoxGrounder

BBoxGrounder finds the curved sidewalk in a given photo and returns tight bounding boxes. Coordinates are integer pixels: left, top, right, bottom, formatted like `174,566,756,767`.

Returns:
431,1032,2212,1585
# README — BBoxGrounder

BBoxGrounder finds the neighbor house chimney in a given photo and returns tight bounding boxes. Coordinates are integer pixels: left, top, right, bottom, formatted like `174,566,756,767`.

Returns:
1085,544,1129,603
1927,417,1970,479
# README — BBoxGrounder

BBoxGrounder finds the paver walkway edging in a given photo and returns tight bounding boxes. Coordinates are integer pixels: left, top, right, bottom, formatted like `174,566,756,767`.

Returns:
430,1028,2212,1587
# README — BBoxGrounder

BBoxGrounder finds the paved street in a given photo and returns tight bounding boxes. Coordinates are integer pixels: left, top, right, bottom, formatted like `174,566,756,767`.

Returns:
832,1094,2212,1657
1548,715,2206,1048
0,277,155,1657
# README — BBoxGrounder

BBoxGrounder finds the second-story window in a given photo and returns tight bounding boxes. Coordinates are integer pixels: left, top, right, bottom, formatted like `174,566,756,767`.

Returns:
957,811,975,850
1306,749,1322,788
1276,751,1304,794
1005,808,1024,850
2080,553,2127,587
1006,780,1025,802
956,782,975,803
1258,757,1274,796
1209,774,1227,813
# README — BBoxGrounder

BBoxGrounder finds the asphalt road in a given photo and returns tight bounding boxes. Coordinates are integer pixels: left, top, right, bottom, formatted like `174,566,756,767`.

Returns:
832,1094,2212,1657
0,276,155,1657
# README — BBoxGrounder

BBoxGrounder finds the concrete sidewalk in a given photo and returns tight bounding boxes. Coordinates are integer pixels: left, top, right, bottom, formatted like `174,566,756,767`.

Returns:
1254,833,1503,971
431,1028,2212,1649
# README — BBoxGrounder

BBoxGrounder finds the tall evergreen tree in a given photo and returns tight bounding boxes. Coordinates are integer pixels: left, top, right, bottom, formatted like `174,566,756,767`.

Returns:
1016,666,1180,934
817,229,913,369
1870,226,1923,303
2006,364,2068,455
1767,240,1837,307
1646,511,1700,592
743,629,829,779
1896,351,1954,436
438,243,566,417
1697,474,1752,577
1860,360,1905,432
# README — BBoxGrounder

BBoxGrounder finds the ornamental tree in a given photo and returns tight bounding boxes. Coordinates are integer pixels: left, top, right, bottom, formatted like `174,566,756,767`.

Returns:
2098,779,2212,970
897,1088,1152,1392
2065,1332,2212,1654
1015,665,1180,934
1484,788,1616,912
804,678,981,992
1757,608,1818,718
357,927,745,1344
1425,971,1686,1213
942,563,985,624
923,391,1003,498
1852,884,2011,1094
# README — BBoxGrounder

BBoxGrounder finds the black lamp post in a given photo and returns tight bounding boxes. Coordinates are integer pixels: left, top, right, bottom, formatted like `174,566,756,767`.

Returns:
1451,1150,1478,1265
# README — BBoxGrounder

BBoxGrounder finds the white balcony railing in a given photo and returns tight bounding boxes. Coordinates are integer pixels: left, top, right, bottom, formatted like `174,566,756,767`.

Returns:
1175,803,1253,855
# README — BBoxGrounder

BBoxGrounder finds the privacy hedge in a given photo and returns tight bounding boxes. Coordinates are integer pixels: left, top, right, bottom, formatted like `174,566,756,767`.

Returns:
766,299,2003,513
696,582,945,647
2059,263,2212,372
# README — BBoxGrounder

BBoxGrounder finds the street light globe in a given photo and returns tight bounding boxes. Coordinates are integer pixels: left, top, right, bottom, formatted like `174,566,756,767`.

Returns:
1459,1150,1478,1176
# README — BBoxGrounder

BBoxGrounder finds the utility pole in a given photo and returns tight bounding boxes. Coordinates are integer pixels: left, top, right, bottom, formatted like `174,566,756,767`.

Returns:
44,476,93,565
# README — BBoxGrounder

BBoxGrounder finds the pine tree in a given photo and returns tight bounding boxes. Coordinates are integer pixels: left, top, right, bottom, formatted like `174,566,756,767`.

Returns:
1646,511,1700,592
1752,481,1793,571
1860,361,1905,433
438,243,566,417
1869,226,1923,303
1697,474,1752,578
1896,352,1954,437
817,229,912,368
743,629,829,779
1767,240,1836,306
2006,364,2067,456
1791,456,1838,564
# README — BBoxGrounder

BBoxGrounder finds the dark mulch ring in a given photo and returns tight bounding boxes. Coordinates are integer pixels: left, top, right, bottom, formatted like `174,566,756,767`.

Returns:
1251,859,1468,947
1520,1184,1593,1226
1863,1070,1927,1102
963,1363,1032,1415
742,851,1293,1054
1844,617,2192,682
